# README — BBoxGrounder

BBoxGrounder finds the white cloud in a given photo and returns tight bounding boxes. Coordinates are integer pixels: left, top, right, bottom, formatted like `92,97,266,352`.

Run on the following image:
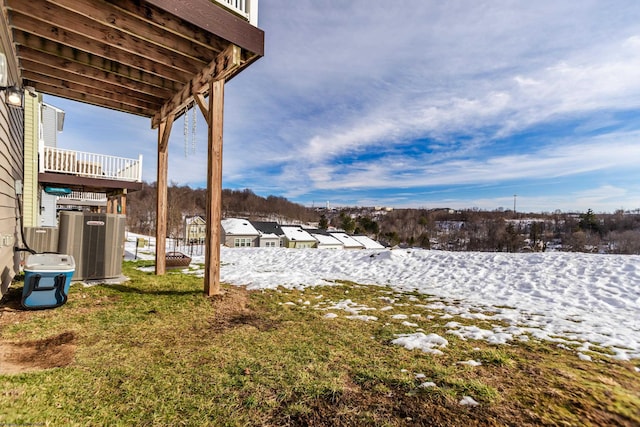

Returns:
291,32,640,168
300,132,640,192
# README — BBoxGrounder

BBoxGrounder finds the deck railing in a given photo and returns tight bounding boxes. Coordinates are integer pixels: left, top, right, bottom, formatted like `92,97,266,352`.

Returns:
214,0,258,26
57,191,108,204
40,146,143,182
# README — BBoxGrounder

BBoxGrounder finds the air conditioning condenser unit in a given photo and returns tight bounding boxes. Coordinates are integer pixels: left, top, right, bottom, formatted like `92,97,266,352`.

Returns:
57,211,126,280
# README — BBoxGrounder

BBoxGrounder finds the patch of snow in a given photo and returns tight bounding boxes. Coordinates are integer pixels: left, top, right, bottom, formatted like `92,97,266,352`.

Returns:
391,314,408,319
402,321,419,327
458,360,482,367
391,332,448,355
326,299,376,315
446,324,513,345
578,352,592,361
459,396,479,406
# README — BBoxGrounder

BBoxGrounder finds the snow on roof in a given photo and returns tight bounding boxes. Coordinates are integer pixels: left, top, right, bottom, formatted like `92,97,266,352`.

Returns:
185,215,205,225
312,233,343,246
259,233,280,239
281,226,315,242
352,235,385,249
221,218,259,235
329,232,364,248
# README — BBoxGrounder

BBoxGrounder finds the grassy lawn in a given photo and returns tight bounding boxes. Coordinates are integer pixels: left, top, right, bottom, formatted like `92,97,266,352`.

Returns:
1,261,639,426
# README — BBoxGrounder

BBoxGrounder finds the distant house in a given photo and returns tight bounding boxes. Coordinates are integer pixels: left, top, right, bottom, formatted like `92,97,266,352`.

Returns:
252,221,283,247
184,215,206,244
352,235,385,249
221,218,259,247
311,232,344,249
281,226,316,249
329,232,365,249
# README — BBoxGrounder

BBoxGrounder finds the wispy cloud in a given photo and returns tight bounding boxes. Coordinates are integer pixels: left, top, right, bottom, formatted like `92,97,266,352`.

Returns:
294,133,640,190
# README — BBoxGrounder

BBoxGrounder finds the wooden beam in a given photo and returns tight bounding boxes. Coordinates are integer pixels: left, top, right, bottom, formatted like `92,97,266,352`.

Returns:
25,81,155,117
194,93,209,126
155,114,174,275
152,43,240,128
18,47,178,96
20,60,165,105
158,114,173,152
46,0,220,62
146,0,264,57
8,0,209,74
204,78,225,296
22,70,161,112
105,0,230,53
38,172,144,192
10,24,193,84
120,190,127,215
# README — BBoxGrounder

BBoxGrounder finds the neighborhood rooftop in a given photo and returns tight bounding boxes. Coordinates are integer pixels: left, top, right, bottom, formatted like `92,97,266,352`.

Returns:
217,218,385,250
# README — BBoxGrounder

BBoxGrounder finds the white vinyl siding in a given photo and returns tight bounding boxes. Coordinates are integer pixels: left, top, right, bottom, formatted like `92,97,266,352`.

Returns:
22,94,39,227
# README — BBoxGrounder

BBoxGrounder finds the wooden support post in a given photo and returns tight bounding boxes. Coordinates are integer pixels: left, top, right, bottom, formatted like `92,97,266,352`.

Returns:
155,115,174,275
204,79,224,296
120,189,127,215
107,198,114,214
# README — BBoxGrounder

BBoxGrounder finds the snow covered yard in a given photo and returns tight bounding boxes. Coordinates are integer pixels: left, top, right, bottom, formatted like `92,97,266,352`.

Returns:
127,234,640,362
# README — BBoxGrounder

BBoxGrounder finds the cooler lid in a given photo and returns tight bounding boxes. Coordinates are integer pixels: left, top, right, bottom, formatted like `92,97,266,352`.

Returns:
24,253,76,271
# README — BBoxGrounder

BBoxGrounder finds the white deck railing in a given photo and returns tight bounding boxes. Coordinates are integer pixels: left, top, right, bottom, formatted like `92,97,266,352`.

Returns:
57,191,108,204
214,0,258,26
40,146,143,182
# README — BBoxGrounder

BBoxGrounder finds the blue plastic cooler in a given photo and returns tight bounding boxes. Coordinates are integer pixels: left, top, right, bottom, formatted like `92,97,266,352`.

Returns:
22,254,75,309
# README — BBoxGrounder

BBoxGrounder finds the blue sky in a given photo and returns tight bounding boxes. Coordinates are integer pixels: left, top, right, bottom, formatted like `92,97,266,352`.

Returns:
45,0,640,213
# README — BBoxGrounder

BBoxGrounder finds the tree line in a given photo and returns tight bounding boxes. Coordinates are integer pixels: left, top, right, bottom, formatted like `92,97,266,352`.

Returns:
127,184,640,254
322,207,640,254
126,183,318,238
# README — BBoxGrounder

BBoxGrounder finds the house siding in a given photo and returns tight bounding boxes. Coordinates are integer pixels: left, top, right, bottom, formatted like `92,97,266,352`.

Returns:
258,236,279,247
223,234,258,247
0,16,24,295
23,94,39,227
41,104,59,147
184,216,206,243
284,239,316,249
